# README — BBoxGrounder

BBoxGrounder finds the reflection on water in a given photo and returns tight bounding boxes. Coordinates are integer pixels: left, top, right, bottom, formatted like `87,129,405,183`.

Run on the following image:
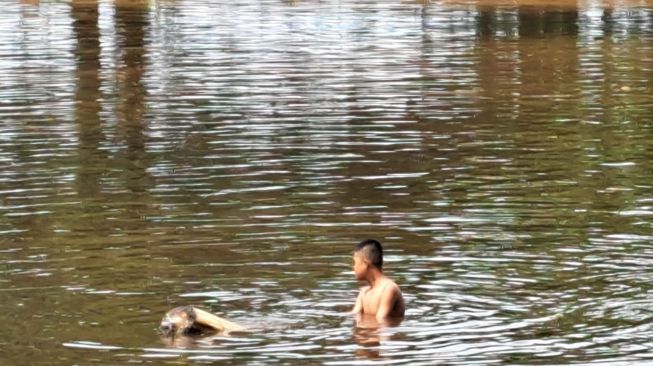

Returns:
352,314,404,360
1,0,653,364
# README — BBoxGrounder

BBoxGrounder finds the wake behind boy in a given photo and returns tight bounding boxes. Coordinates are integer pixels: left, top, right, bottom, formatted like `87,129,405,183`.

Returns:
351,239,405,321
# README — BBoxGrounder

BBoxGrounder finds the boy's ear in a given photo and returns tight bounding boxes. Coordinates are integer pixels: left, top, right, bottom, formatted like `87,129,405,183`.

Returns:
360,257,370,267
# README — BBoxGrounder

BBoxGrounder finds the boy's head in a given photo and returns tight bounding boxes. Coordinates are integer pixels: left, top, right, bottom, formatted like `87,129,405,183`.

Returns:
352,239,383,279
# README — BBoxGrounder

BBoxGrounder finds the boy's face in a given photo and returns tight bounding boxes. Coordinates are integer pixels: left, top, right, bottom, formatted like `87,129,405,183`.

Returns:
352,251,368,280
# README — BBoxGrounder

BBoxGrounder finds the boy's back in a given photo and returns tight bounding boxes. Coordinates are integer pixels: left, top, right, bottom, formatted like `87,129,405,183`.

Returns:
354,278,405,319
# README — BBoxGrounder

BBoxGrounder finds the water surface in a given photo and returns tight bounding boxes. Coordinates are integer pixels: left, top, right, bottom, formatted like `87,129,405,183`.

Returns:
1,0,653,364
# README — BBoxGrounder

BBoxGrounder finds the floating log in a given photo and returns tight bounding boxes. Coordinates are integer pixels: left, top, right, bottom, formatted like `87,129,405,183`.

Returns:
159,305,245,337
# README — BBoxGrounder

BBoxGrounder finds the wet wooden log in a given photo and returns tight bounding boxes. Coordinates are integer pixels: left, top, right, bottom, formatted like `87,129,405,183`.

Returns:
159,306,245,337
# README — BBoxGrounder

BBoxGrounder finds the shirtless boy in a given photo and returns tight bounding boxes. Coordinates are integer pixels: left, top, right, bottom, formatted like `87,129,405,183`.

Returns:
351,239,405,321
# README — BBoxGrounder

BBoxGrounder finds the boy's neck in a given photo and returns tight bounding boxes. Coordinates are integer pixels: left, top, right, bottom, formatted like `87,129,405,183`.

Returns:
365,267,386,288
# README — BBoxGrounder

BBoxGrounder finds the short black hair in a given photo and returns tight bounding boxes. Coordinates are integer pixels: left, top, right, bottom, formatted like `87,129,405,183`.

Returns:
355,239,383,268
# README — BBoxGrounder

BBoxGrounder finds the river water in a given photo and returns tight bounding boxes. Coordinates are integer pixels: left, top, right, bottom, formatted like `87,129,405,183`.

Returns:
1,0,653,364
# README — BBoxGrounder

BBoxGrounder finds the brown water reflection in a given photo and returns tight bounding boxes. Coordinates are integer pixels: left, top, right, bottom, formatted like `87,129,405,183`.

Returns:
1,0,653,364
353,314,404,360
72,0,104,198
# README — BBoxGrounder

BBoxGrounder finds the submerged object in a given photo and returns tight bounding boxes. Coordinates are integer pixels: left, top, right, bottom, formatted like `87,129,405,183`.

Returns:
159,305,245,337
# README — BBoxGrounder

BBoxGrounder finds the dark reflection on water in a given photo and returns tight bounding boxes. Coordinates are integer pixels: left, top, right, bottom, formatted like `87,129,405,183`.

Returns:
1,0,653,364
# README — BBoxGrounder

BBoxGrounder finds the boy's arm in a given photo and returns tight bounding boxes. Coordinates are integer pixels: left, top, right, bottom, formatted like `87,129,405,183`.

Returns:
351,287,366,314
375,284,400,321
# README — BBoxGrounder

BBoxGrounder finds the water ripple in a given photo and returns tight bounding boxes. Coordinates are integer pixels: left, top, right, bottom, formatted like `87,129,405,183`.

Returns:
1,0,653,365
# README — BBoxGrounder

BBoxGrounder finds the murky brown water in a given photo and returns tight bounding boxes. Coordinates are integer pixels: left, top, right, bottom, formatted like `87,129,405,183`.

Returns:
1,0,653,364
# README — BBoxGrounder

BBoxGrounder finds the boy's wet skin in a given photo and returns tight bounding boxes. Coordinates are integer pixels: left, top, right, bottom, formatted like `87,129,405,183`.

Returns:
351,239,405,322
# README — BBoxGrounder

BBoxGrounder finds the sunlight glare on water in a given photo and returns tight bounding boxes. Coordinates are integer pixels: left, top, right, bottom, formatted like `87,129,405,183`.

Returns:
1,0,653,364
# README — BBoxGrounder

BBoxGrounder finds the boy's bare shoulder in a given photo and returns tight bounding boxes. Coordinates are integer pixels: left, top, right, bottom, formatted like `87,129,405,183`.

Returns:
383,278,401,291
381,279,404,302
393,280,403,292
